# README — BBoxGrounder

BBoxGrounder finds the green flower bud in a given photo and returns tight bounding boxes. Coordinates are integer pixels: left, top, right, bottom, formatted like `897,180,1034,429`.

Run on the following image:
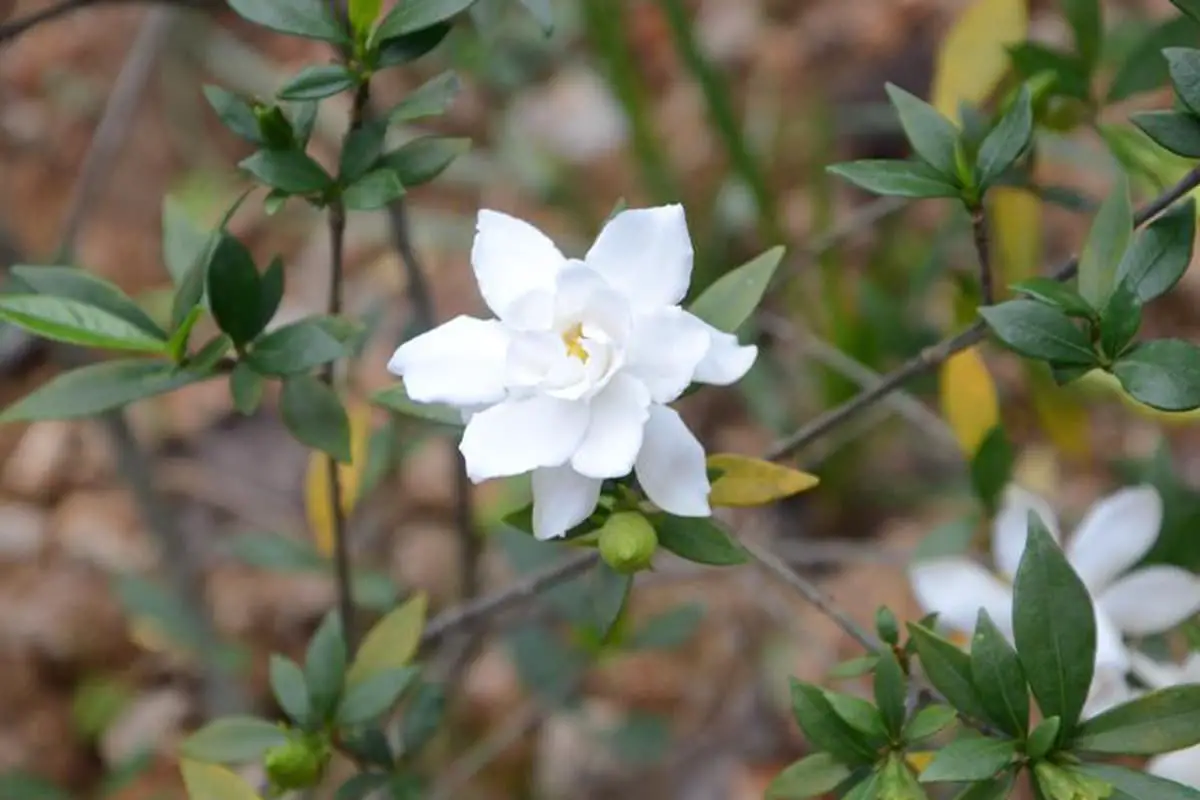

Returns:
263,732,330,792
598,511,657,573
253,104,296,151
875,606,900,646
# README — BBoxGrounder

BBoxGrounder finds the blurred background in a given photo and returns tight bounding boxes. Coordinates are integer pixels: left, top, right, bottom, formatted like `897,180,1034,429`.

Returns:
2,0,1200,797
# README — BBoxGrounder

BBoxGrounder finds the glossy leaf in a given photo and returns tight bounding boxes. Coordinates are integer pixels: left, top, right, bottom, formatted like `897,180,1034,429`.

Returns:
906,623,989,721
1116,199,1196,303
343,169,406,211
1167,47,1200,115
0,295,167,353
0,359,211,421
1077,762,1200,800
1099,282,1142,361
688,245,785,333
201,86,261,145
347,593,427,687
978,299,1097,364
388,71,461,123
375,23,452,68
226,0,347,43
1114,339,1200,412
181,716,288,764
375,0,475,40
10,266,165,339
370,382,463,427
246,317,348,376
789,679,878,765
269,655,310,726
381,136,469,187
305,611,348,721
903,704,957,742
278,64,357,101
885,83,961,176
229,363,264,415
1078,172,1133,308
874,649,908,738
206,235,266,346
179,760,262,800
975,85,1032,188
1009,277,1095,318
281,375,352,462
918,737,1016,783
827,160,959,198
969,610,1029,737
765,752,853,800
335,666,418,727
1075,684,1200,755
339,120,388,183
1133,110,1200,158
651,514,747,565
239,150,332,195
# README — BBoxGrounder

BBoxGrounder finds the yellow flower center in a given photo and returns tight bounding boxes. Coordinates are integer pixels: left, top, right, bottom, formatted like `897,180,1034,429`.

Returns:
562,322,589,363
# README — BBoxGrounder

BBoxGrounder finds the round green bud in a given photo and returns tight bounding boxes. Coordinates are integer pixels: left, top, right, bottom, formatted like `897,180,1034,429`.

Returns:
263,733,330,792
597,511,657,574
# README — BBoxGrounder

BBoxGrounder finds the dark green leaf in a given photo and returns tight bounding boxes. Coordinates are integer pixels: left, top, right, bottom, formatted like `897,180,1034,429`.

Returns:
228,531,325,571
978,299,1097,364
239,149,332,194
339,120,388,183
788,679,878,765
0,773,73,800
1109,17,1199,102
951,773,1016,800
827,160,959,198
0,359,211,422
226,0,348,43
651,514,748,565
1025,715,1060,759
1167,47,1200,115
1062,0,1102,66
389,71,461,123
338,728,393,768
765,753,854,800
1174,0,1200,26
398,679,446,756
257,256,284,332
873,650,907,738
1078,172,1133,308
343,169,406,211
336,666,418,727
906,624,989,722
381,136,470,188
1009,277,1095,319
10,266,165,339
1012,514,1096,739
628,603,704,650
885,83,961,177
1099,282,1142,360
688,245,785,333
918,737,1016,783
1075,685,1200,754
1117,199,1196,303
1007,42,1092,101
843,771,882,800
976,86,1033,188
0,295,167,352
336,773,392,800
206,235,265,346
970,425,1014,516
903,704,957,742
370,382,463,427
824,690,890,746
189,334,231,372
247,317,348,376
288,100,319,149
201,85,261,144
1114,339,1200,411
281,374,352,462
305,611,348,721
278,64,357,101
269,655,310,726
375,0,475,40
180,716,288,764
969,610,1029,738
584,560,632,642
1133,110,1200,158
1077,762,1200,800
230,363,264,415
375,23,452,68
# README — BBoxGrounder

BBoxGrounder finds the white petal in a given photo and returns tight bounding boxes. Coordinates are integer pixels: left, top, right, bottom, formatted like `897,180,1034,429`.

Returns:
531,466,603,540
624,307,710,403
992,485,1060,581
571,373,651,479
1095,608,1130,672
1082,665,1137,720
686,312,758,386
585,204,693,309
472,210,564,326
908,558,1015,638
1066,486,1163,592
634,404,710,516
459,395,588,481
1097,565,1200,636
387,315,509,406
1129,651,1190,690
1148,745,1200,789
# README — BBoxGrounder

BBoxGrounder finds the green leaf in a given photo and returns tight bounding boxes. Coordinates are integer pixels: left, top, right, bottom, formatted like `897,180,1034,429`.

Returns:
874,650,907,738
765,752,854,800
827,160,959,198
1008,42,1092,101
1113,339,1200,411
788,679,878,765
388,71,461,123
375,23,452,68
970,425,1014,516
906,624,989,722
1025,715,1060,759
884,83,961,177
348,593,427,686
381,136,469,188
1009,277,1095,319
339,120,387,183
225,0,348,43
688,245,785,333
375,0,475,40
258,256,284,330
1099,282,1142,361
1175,0,1200,26
10,266,165,339
1077,762,1200,800
628,603,704,650
1167,47,1200,115
180,761,262,800
288,100,319,149
1062,0,1102,66
398,679,446,755
843,771,882,800
168,306,203,363
969,610,1029,738
201,85,261,144
651,514,747,565
305,611,348,721
370,382,463,427
269,654,310,726
903,704,957,742
1109,17,1199,102
1133,110,1200,158
335,666,418,727
824,690,890,745
880,753,927,800
239,149,333,194
0,295,167,352
349,0,383,34
343,169,406,211
1075,684,1200,755
0,773,73,800
918,737,1016,783
230,363,264,415
0,359,211,422
162,196,212,287
1078,172,1133,308
229,531,325,571
281,375,352,462
278,64,357,101
1012,513,1095,739
975,86,1033,188
206,235,265,346
951,773,1016,800
246,317,348,376
181,716,288,764
1117,200,1196,303
978,299,1097,364
829,656,880,680
582,560,632,643
336,773,392,800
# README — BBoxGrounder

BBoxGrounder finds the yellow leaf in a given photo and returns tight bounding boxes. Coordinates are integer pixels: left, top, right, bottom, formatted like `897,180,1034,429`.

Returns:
931,0,1029,119
306,402,373,557
905,751,936,772
990,187,1042,290
939,348,1000,456
1028,368,1091,461
180,760,263,800
346,592,428,687
706,454,819,507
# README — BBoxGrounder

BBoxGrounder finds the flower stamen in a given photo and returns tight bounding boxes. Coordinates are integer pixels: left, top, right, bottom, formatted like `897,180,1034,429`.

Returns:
562,322,590,363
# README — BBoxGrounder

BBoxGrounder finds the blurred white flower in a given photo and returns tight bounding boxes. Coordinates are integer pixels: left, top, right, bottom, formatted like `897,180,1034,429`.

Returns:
1128,651,1200,787
388,205,756,540
909,485,1200,673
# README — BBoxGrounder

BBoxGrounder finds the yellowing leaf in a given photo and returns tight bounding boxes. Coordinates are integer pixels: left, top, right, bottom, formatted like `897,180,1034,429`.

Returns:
939,348,1000,455
1078,368,1200,424
347,592,428,687
905,751,936,772
306,402,373,557
180,760,263,800
1028,368,1091,461
990,187,1042,289
706,454,819,507
931,0,1029,119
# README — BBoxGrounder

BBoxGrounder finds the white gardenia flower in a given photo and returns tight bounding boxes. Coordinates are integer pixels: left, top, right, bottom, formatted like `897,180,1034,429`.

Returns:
388,205,756,540
909,485,1200,675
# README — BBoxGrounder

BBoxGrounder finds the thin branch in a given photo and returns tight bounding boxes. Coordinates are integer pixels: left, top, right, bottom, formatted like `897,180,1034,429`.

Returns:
0,0,208,46
969,205,994,305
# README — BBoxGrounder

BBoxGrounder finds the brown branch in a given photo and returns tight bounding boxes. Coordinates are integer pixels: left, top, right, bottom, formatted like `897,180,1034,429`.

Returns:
970,205,994,305
0,0,210,45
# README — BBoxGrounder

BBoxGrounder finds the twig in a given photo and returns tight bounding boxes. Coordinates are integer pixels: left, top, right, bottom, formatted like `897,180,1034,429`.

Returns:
969,205,994,305
0,0,208,45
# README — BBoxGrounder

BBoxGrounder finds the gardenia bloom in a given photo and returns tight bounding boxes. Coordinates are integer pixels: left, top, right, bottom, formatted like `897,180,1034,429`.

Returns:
909,485,1200,681
388,205,756,540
